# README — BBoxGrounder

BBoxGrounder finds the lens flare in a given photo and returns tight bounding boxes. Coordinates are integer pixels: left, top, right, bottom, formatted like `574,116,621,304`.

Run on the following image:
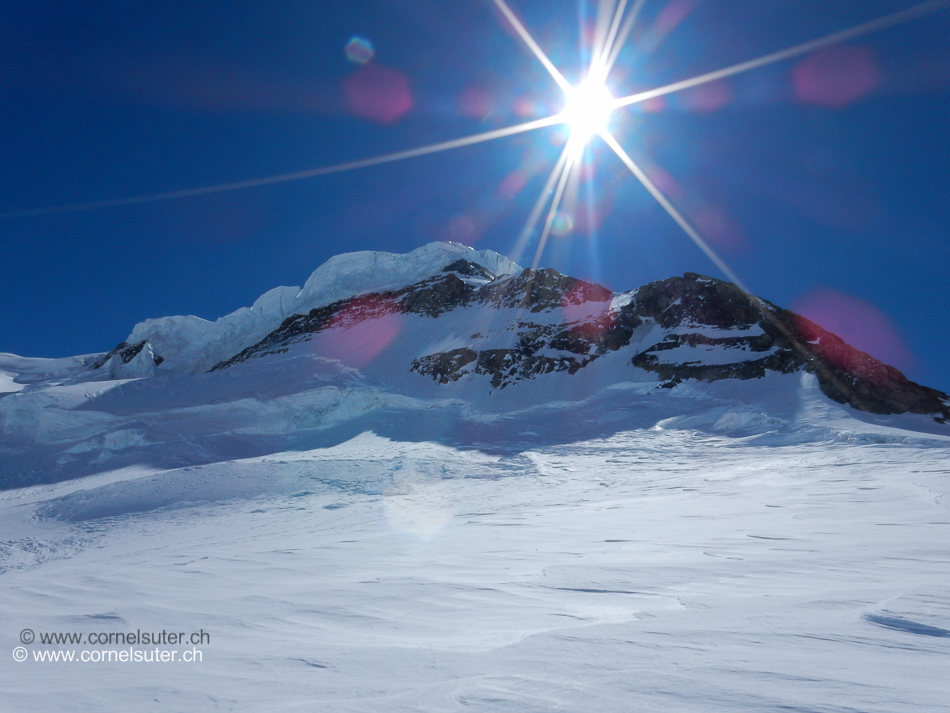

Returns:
562,80,615,140
345,36,375,65
551,212,574,236
5,0,947,282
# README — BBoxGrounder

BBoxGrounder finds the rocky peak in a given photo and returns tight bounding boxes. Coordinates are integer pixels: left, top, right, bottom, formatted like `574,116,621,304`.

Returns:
86,251,947,424
477,268,612,312
632,272,764,329
91,340,164,370
90,340,165,379
441,259,496,280
627,274,950,421
783,312,950,421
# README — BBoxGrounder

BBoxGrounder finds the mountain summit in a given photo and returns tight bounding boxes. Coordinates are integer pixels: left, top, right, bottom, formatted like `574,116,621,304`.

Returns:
0,241,946,487
98,242,949,420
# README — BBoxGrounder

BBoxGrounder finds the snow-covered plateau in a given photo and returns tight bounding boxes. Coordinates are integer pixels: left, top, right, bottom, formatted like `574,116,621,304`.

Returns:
1,242,948,711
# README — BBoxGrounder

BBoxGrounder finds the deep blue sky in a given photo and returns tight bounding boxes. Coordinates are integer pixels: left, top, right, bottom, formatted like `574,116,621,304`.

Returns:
2,0,948,391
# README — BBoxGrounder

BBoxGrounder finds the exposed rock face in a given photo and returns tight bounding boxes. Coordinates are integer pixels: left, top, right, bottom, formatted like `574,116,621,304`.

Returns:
441,259,494,280
412,346,593,389
623,274,950,421
631,333,803,385
91,341,161,370
206,260,949,423
632,272,765,329
213,271,481,371
477,267,612,312
91,340,165,379
788,313,950,420
213,266,617,378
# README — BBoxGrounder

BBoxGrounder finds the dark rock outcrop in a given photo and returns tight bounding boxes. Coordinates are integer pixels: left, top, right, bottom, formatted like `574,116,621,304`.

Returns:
213,266,612,372
91,340,164,370
631,272,763,329
625,275,950,422
477,268,611,312
208,260,949,423
411,346,594,389
411,348,479,384
442,259,495,280
790,313,950,420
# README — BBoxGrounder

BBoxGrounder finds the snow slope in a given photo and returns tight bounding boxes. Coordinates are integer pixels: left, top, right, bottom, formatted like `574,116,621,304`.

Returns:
123,242,520,374
1,289,946,489
1,242,949,710
1,407,949,712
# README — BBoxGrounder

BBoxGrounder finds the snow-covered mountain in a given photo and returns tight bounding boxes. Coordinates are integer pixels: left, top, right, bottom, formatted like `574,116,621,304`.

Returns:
3,242,950,712
91,242,521,377
0,241,947,489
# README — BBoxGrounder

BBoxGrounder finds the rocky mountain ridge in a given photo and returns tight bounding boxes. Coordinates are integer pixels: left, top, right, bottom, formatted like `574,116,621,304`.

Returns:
86,244,949,423
2,242,948,490
107,242,521,375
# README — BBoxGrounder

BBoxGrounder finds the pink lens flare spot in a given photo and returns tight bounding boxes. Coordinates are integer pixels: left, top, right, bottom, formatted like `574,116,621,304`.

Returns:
314,296,403,368
561,283,615,342
344,64,413,124
551,212,574,237
654,0,697,36
497,170,529,199
513,97,535,117
576,162,596,182
647,164,682,200
693,208,745,252
793,46,878,108
447,213,480,244
345,36,375,65
792,289,915,372
642,96,667,113
681,78,732,113
580,18,598,48
549,129,569,146
573,203,608,235
459,86,496,120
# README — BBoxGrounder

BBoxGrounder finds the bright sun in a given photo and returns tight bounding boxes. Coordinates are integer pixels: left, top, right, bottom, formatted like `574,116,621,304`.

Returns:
562,79,615,141
11,0,938,288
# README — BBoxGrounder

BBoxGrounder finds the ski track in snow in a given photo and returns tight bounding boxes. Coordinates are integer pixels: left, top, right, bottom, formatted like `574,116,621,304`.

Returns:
1,427,949,712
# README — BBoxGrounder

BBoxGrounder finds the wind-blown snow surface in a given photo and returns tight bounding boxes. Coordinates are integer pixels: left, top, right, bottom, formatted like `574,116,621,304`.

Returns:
2,375,950,712
2,242,949,710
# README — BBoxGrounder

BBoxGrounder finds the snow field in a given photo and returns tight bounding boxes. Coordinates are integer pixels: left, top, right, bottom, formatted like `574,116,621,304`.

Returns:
1,429,948,712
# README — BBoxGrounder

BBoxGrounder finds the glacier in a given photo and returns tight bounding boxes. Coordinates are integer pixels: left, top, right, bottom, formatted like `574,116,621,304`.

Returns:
1,242,948,711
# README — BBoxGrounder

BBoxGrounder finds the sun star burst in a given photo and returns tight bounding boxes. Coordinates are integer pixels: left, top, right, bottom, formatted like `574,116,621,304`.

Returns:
562,79,615,142
6,0,947,286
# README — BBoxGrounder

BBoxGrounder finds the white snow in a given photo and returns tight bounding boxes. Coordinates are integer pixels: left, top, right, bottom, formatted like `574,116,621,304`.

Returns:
649,343,777,365
296,241,520,306
1,243,949,710
0,369,25,394
1,409,949,711
123,242,521,375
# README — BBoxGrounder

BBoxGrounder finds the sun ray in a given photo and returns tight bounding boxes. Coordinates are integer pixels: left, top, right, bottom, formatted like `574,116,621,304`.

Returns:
532,140,579,269
591,0,629,81
600,130,861,396
560,144,584,222
510,143,573,265
602,0,648,79
590,0,621,68
1,116,565,219
613,0,950,110
603,0,630,59
599,130,751,293
492,0,572,93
